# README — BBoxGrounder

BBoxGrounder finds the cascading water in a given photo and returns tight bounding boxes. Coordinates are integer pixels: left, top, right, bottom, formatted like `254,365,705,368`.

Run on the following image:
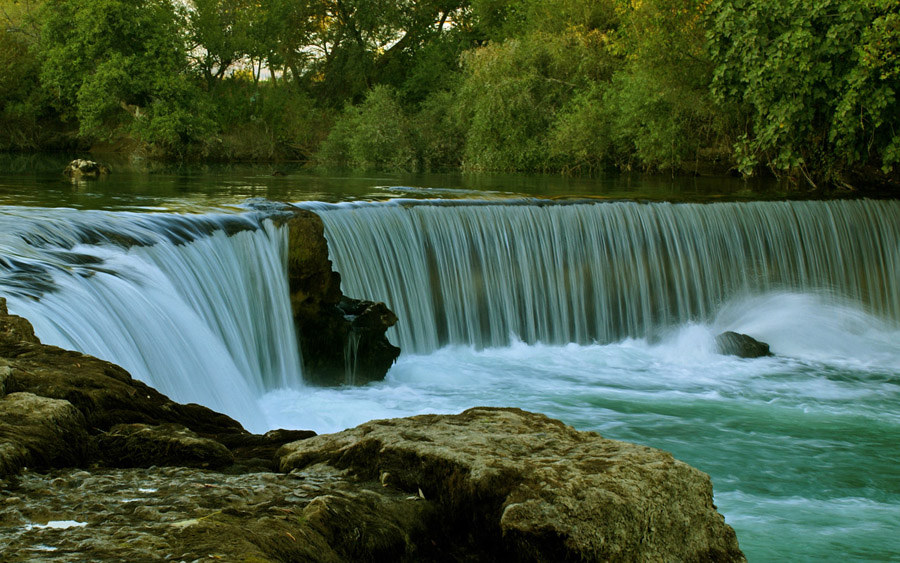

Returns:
2,194,899,560
317,199,900,354
0,206,302,432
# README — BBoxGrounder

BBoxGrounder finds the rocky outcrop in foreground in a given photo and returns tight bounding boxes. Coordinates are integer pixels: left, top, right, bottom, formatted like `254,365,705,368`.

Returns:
278,407,746,562
1,299,745,562
277,207,400,386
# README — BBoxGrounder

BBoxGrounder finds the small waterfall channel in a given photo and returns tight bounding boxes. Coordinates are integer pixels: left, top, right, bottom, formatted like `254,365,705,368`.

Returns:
318,199,900,354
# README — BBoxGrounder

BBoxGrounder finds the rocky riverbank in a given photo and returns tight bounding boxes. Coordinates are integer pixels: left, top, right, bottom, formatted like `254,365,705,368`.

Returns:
1,300,745,562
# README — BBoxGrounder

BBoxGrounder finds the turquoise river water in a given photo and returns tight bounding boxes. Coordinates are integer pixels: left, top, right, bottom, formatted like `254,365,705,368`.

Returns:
1,158,898,561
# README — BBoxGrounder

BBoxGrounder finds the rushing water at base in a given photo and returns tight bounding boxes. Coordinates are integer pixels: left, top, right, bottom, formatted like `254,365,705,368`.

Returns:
258,291,900,562
1,171,899,561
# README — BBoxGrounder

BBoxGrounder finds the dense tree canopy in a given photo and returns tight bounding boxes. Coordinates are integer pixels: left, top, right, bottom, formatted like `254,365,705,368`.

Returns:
0,0,897,187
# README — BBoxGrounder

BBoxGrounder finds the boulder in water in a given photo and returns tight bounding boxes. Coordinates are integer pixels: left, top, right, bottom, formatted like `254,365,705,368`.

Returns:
277,406,747,562
63,159,110,180
716,331,773,358
277,207,400,386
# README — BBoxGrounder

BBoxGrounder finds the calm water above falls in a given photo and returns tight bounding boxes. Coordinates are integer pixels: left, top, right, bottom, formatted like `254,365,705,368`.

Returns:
0,162,898,561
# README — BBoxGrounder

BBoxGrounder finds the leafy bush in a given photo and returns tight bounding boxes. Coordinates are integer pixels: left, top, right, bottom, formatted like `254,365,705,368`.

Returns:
457,30,613,171
0,30,47,149
412,89,467,169
38,0,214,154
546,86,614,173
317,85,417,170
708,0,900,183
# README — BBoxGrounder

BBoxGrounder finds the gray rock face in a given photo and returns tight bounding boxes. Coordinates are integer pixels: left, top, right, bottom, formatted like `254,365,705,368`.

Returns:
716,331,773,358
278,407,747,563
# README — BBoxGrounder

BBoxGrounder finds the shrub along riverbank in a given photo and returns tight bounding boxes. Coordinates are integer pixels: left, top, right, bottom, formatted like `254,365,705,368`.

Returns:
1,0,898,189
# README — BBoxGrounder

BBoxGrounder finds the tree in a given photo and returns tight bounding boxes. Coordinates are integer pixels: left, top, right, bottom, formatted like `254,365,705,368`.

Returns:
0,0,59,149
708,0,900,184
317,84,417,169
38,0,213,152
600,0,726,172
454,0,618,171
184,0,246,88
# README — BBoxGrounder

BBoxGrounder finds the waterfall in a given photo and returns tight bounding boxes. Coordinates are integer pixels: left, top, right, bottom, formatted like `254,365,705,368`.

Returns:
0,207,302,432
318,199,900,354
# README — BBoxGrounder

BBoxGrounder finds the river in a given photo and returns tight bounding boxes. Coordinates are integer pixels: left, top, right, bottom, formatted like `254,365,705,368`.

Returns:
1,156,898,561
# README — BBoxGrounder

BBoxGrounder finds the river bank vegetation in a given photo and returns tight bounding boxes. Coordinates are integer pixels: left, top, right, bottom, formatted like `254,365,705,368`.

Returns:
1,0,898,188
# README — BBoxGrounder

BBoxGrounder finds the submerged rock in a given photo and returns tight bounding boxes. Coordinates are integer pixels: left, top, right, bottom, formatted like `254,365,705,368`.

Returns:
716,331,773,358
63,159,110,180
278,407,746,563
277,207,400,386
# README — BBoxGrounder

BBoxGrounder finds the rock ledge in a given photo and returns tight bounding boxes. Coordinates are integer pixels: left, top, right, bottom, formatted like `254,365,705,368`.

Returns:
278,406,746,562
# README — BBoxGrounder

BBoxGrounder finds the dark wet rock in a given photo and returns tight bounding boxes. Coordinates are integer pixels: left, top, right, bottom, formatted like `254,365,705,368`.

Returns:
0,341,245,437
218,428,316,469
276,207,400,386
0,303,313,478
716,331,773,358
0,298,39,347
63,159,110,180
0,393,93,476
97,423,234,469
278,407,747,563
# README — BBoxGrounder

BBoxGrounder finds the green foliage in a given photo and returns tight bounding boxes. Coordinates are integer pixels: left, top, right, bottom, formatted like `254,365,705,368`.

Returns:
470,0,617,39
317,85,417,169
413,89,466,169
0,29,43,148
36,0,217,154
184,0,247,86
831,0,900,173
457,28,615,171
4,0,895,185
130,75,215,156
708,0,900,181
0,0,62,149
601,0,726,172
545,86,613,173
